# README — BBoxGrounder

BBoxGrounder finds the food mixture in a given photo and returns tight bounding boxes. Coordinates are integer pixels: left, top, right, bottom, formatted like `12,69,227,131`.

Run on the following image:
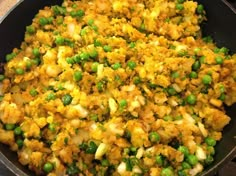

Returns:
0,0,236,175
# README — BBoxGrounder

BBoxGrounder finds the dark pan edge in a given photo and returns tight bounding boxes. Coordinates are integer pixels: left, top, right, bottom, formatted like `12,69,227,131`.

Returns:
0,152,28,176
201,142,236,176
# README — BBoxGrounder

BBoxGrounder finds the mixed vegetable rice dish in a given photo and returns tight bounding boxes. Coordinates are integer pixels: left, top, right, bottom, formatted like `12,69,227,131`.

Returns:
0,0,236,175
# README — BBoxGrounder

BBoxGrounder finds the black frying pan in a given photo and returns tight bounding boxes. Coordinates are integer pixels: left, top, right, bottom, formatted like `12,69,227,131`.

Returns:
0,0,235,175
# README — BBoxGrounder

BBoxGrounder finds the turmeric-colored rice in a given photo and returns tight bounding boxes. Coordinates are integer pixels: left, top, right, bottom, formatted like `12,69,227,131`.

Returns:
0,0,236,175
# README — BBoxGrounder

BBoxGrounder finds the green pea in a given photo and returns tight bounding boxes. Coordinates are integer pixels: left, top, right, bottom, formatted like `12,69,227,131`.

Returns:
89,49,98,59
130,146,137,154
101,159,109,167
176,4,184,11
124,129,131,141
213,47,220,53
219,93,226,101
91,25,98,31
32,58,41,66
165,18,170,23
79,52,90,61
16,139,24,149
133,76,141,85
169,45,176,50
119,99,127,108
177,170,187,176
91,62,99,72
14,126,22,136
202,75,212,85
186,154,198,166
167,87,177,96
15,68,24,75
192,60,201,71
73,55,80,63
0,95,4,102
66,162,79,175
88,19,94,26
86,141,98,154
205,137,216,146
70,9,84,17
46,93,56,101
163,115,173,121
219,47,229,55
97,81,103,92
219,85,225,93
39,17,49,26
62,94,73,106
186,94,197,105
26,25,35,34
197,4,204,14
76,9,85,17
112,63,121,70
66,57,75,64
161,167,174,176
206,146,215,155
175,115,183,120
79,27,87,36
94,39,102,47
202,36,213,43
90,114,98,121
56,17,64,24
48,123,56,132
199,56,206,64
205,155,214,165
189,71,198,79
6,53,16,62
70,11,77,17
29,88,38,97
5,124,15,130
182,161,191,169
0,74,5,82
127,60,136,70
26,60,33,70
178,50,188,57
43,162,54,173
156,155,164,166
79,142,88,150
74,71,83,81
47,17,54,24
215,56,224,64
177,0,185,3
129,42,136,48
55,36,65,45
149,132,160,143
103,45,112,52
124,158,132,171
171,71,180,79
178,146,189,157
32,48,40,57
52,5,66,16
139,23,145,32
64,137,69,145
194,47,201,54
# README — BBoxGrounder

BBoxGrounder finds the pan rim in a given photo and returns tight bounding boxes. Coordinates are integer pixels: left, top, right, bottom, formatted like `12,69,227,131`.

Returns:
0,0,24,24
